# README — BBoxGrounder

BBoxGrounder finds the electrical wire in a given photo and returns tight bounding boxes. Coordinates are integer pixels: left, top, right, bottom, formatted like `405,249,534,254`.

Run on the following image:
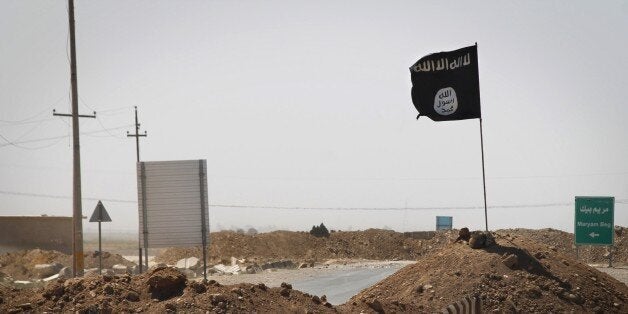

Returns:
0,108,51,124
0,124,133,149
0,189,626,210
78,96,128,139
0,190,135,204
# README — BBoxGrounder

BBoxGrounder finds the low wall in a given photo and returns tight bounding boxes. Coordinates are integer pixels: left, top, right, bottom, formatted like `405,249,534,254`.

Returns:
0,216,72,254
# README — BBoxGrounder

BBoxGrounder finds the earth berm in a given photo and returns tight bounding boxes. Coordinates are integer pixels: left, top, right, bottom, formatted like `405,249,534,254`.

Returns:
1,230,626,313
340,232,627,313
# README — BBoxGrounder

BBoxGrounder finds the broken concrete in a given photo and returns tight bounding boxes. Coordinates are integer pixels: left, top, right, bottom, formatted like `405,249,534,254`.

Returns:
33,263,62,278
175,257,200,270
112,264,129,275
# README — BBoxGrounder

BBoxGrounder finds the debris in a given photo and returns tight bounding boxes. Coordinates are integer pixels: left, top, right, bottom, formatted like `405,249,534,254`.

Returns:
261,260,295,270
100,269,115,276
58,266,72,279
33,263,63,278
212,264,240,275
12,280,34,288
42,274,59,282
146,267,187,300
366,298,384,313
175,257,200,270
113,264,129,275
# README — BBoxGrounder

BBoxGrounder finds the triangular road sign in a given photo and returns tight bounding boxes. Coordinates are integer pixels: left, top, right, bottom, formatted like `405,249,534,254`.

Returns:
89,200,112,222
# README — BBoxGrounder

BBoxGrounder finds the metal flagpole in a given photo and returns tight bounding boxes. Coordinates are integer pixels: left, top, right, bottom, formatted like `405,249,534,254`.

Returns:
476,43,488,232
479,118,488,232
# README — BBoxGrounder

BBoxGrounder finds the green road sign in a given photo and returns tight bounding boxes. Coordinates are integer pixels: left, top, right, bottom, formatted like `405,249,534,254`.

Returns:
574,197,614,245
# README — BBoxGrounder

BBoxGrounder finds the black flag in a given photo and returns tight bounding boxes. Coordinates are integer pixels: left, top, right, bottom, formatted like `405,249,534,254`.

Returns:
410,45,481,121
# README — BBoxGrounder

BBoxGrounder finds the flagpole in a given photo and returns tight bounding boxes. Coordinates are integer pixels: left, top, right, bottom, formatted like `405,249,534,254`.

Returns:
479,119,488,231
474,42,488,232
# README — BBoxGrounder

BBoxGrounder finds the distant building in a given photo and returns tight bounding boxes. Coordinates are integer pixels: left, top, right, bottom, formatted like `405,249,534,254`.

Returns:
0,216,72,254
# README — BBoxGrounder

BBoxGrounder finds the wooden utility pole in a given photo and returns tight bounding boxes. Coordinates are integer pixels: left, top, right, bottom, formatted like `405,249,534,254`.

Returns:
127,106,147,272
52,0,95,277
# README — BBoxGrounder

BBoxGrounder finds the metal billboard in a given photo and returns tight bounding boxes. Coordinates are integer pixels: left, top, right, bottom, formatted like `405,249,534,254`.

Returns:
137,160,209,248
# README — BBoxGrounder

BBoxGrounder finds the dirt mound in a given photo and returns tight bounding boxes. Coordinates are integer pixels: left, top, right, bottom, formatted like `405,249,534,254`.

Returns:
156,227,627,267
83,250,136,269
0,267,336,313
147,266,187,300
0,249,135,280
157,229,455,265
0,249,70,280
339,233,628,313
497,227,627,265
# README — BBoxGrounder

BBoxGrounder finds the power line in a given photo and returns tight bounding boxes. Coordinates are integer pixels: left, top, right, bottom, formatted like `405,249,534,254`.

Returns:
205,171,628,182
0,108,51,124
208,202,574,211
0,190,135,203
1,189,626,210
0,135,66,150
0,94,68,125
0,124,133,149
0,117,55,127
78,97,130,139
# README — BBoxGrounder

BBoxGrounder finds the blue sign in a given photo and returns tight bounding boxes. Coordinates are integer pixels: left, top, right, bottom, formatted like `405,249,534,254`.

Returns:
436,216,453,230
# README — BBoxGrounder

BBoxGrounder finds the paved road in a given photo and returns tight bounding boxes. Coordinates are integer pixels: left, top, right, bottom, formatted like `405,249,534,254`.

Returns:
594,265,628,285
291,263,407,305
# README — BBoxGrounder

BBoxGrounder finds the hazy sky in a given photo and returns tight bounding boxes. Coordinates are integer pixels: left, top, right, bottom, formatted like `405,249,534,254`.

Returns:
1,0,627,235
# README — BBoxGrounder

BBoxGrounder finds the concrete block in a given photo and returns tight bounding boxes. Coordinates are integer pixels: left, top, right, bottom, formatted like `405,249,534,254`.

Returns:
175,257,200,270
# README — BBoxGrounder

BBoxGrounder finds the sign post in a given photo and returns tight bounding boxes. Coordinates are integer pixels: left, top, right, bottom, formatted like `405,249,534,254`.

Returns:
89,200,112,273
574,196,614,267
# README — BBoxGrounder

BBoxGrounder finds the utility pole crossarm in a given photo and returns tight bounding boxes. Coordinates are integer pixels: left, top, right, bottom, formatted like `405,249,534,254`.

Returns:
127,131,147,137
53,109,97,118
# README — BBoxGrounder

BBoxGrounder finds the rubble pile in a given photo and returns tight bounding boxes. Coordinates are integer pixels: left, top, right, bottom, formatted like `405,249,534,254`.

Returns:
0,267,335,313
0,249,136,281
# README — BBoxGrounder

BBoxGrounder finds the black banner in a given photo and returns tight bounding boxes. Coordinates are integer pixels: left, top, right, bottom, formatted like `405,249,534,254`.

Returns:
410,45,481,121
